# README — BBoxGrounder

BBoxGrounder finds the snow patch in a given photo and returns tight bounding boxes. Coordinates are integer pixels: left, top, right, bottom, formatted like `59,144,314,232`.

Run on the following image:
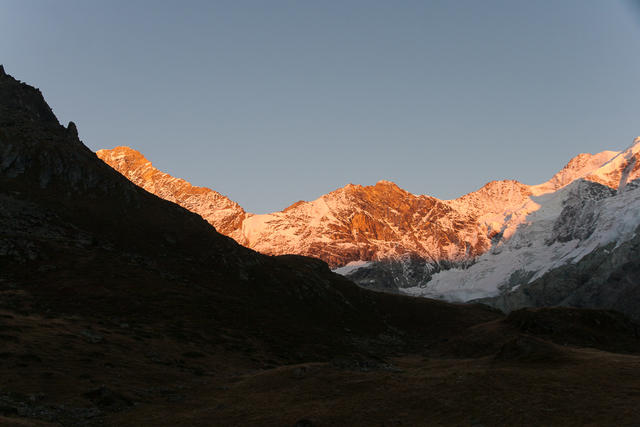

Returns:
332,260,373,275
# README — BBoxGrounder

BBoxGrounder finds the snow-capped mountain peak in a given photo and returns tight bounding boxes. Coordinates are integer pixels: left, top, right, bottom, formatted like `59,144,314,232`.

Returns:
97,138,640,291
585,137,640,191
530,150,619,196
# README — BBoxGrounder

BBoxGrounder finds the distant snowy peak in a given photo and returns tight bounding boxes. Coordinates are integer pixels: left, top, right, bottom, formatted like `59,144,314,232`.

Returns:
96,147,247,239
448,180,533,221
240,178,489,267
445,180,535,244
584,137,640,191
531,150,619,195
530,138,640,195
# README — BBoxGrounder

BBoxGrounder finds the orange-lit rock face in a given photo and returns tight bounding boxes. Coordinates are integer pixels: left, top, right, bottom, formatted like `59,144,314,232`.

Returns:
584,148,640,191
97,142,639,268
96,147,247,239
531,143,640,195
238,180,492,267
96,148,495,266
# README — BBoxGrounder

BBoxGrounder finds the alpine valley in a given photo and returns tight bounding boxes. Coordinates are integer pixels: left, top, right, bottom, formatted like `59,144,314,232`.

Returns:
99,136,640,320
3,66,640,426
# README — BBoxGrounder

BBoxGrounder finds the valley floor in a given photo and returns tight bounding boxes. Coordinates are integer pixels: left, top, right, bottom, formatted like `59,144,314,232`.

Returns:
3,308,640,427
104,353,640,427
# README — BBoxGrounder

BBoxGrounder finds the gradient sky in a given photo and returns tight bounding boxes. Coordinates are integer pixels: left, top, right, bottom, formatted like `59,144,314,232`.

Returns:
2,1,640,213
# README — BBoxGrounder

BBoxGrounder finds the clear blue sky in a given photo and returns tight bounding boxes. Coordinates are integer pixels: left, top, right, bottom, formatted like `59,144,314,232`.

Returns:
2,0,639,213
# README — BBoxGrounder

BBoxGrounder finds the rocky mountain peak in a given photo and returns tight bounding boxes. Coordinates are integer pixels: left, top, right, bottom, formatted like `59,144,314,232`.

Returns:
374,179,400,188
67,121,78,138
370,180,408,196
336,180,414,204
530,150,619,195
282,199,307,212
0,68,118,192
338,180,403,193
622,136,640,158
583,137,640,190
96,146,152,173
0,66,58,125
463,180,530,199
448,180,531,217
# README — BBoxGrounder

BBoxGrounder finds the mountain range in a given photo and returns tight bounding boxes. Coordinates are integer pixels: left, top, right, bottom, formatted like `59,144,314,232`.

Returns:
98,137,640,319
3,65,640,425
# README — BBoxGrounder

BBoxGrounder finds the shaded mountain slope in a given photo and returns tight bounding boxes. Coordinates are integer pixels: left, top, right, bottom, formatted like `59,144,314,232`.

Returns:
475,222,640,321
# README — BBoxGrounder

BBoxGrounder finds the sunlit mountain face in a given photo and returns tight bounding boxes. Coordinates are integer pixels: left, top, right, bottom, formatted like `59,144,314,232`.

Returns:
98,138,640,319
97,146,621,267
